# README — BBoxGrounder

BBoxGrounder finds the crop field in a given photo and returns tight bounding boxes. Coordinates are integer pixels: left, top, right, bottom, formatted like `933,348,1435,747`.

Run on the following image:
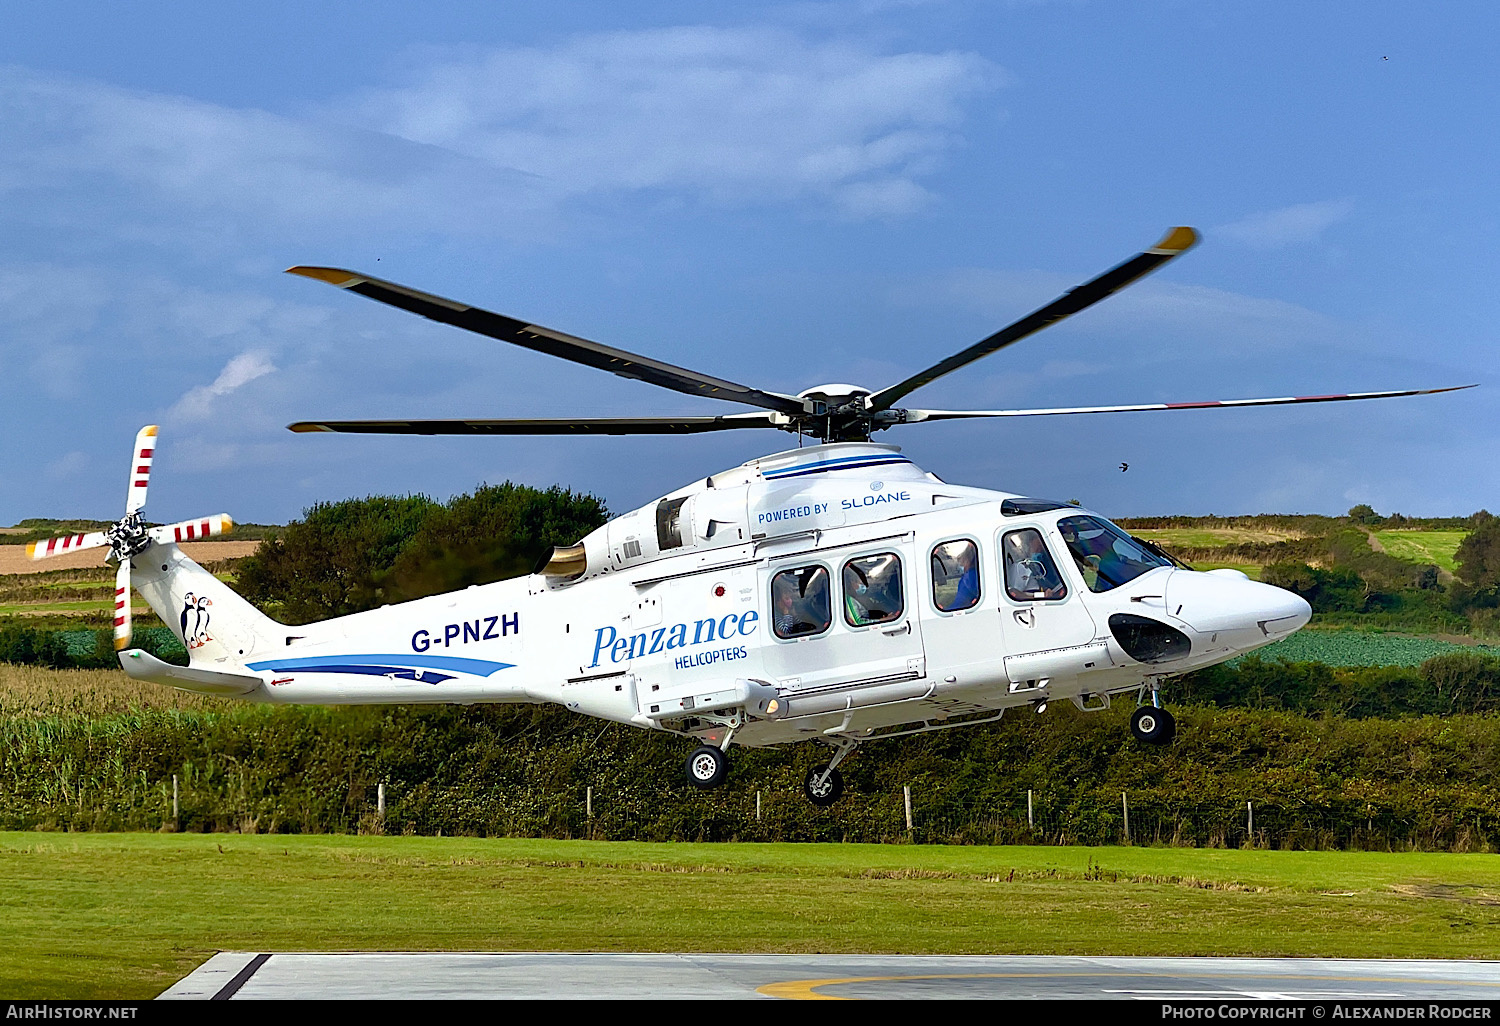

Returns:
3,833,1500,998
1241,628,1500,667
1130,527,1307,547
1374,530,1468,572
0,540,256,579
0,549,245,621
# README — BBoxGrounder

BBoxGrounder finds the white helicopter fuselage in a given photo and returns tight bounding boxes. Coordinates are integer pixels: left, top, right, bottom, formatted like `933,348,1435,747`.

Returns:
123,441,1311,752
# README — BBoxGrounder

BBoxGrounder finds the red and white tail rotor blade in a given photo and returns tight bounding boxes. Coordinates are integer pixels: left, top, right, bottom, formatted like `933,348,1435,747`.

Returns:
148,514,234,546
113,559,132,652
125,425,158,514
26,531,109,561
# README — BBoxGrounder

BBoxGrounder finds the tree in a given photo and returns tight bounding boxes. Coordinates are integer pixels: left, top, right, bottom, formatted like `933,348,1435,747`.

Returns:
1455,518,1500,596
386,483,609,602
236,484,609,623
237,494,440,623
1347,503,1380,526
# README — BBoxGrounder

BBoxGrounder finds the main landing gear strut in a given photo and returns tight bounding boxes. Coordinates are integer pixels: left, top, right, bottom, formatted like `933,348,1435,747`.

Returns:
803,737,858,808
684,732,860,809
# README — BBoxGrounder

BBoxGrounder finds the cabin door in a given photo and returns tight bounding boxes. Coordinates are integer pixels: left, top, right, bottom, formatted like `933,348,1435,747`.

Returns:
758,539,926,697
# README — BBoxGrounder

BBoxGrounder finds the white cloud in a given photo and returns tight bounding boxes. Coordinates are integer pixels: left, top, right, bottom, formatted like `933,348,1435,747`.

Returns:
338,27,1001,216
0,29,1000,236
926,267,1341,352
44,450,90,482
1216,199,1355,249
0,65,552,240
170,351,277,421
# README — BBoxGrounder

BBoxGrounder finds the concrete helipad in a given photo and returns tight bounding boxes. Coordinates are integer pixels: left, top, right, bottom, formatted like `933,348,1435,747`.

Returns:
160,953,1500,1000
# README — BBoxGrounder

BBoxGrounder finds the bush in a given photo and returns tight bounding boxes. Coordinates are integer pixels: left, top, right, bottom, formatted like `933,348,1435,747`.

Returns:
237,484,609,624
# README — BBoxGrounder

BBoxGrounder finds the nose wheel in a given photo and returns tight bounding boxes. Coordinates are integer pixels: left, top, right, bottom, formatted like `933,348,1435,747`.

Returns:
1130,705,1176,745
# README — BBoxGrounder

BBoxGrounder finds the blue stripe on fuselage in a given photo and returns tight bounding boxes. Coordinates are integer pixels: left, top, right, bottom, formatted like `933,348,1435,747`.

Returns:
246,653,514,676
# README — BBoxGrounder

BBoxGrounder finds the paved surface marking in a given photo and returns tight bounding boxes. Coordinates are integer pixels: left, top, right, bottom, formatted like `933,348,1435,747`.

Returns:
159,954,1500,1000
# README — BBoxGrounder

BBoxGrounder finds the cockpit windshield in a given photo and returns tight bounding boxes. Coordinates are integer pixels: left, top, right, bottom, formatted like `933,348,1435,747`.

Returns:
1056,515,1172,593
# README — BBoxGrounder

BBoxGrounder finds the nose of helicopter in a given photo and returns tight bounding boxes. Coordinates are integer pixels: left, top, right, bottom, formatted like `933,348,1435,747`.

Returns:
1165,568,1311,643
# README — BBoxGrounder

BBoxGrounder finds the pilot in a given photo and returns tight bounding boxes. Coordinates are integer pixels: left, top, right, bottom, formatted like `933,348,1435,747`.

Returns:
1007,531,1065,600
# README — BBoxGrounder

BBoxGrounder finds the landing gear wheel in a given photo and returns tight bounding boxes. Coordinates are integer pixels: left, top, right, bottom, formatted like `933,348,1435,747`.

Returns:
686,745,728,789
803,765,845,807
1130,705,1176,745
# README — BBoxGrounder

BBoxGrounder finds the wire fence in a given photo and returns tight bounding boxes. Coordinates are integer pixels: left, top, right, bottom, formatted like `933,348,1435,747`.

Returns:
15,771,1486,851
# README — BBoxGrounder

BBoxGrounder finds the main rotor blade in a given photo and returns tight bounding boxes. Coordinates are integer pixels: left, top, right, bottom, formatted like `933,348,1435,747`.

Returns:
866,227,1200,413
287,414,783,436
899,384,1477,423
286,267,807,417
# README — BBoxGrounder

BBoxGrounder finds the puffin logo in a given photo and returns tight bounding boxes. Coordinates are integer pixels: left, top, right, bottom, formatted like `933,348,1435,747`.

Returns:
180,593,214,650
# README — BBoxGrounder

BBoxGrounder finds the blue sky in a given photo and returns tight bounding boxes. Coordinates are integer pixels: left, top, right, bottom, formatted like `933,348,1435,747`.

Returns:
1,1,1494,528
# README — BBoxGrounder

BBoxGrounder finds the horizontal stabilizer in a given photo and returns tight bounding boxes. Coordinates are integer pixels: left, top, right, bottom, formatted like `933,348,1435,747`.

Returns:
117,648,264,697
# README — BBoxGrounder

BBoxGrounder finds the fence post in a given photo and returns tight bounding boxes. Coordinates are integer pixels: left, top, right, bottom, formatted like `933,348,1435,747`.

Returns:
1246,800,1253,843
904,785,913,835
172,774,179,827
1027,789,1034,831
586,785,593,819
756,790,762,821
377,783,385,831
1122,791,1130,844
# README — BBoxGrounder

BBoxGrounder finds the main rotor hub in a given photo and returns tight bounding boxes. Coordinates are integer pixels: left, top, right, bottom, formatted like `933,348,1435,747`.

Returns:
796,383,872,409
793,384,882,442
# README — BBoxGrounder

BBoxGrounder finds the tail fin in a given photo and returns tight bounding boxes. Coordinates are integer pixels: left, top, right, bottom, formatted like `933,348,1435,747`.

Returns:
131,542,283,667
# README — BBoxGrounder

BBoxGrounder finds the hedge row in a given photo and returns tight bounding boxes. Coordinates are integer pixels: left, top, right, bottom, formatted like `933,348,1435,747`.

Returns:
5,700,1500,849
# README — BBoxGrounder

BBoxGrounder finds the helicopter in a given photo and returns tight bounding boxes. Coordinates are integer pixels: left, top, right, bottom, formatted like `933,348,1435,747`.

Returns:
30,227,1471,805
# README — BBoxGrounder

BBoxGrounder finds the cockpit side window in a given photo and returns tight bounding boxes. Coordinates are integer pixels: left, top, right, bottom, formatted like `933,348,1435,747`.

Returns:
931,539,981,612
1001,529,1067,602
771,565,832,639
842,553,904,627
1057,515,1172,593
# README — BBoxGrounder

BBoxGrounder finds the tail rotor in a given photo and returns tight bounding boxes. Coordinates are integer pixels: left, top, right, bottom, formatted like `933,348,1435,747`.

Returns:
25,425,235,653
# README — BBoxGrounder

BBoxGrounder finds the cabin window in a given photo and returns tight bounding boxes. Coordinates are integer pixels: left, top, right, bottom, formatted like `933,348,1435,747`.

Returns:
1001,528,1068,602
771,565,831,639
842,552,904,628
656,496,688,550
1057,515,1172,593
931,539,980,612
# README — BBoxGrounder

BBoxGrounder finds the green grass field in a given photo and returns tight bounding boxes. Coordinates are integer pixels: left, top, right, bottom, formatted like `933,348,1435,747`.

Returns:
1374,530,1468,573
4,833,1500,998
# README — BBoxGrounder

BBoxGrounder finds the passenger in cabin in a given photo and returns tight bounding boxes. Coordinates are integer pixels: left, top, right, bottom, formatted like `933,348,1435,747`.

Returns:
931,539,980,612
842,553,903,627
1003,529,1066,601
772,565,832,638
952,544,980,609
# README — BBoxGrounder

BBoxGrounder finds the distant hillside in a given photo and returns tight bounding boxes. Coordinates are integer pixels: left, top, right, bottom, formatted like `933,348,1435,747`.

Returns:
1,518,281,545
1117,508,1493,637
